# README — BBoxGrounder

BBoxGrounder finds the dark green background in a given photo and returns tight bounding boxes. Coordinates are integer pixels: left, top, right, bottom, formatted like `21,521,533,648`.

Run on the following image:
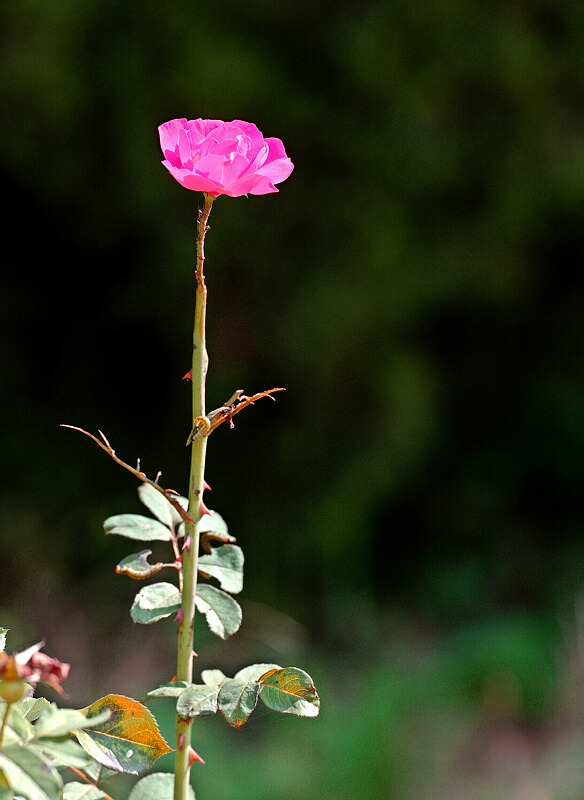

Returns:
2,1,584,797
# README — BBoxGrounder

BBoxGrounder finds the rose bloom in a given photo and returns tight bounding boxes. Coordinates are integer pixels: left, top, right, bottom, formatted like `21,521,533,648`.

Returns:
159,118,294,197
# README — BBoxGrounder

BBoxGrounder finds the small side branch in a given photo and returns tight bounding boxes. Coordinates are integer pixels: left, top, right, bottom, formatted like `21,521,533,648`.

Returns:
185,387,285,446
61,425,193,523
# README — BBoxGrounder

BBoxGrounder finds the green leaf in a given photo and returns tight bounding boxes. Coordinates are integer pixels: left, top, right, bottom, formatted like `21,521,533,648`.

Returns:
217,679,259,729
0,629,7,653
103,515,171,543
35,739,91,770
195,584,242,639
200,670,227,688
116,551,173,580
2,704,33,743
18,698,51,723
130,583,181,624
128,773,195,800
137,485,187,528
233,664,281,682
143,682,190,701
63,781,108,800
75,695,172,775
199,510,228,536
34,705,109,739
176,686,218,721
258,668,320,718
198,545,244,594
0,744,62,800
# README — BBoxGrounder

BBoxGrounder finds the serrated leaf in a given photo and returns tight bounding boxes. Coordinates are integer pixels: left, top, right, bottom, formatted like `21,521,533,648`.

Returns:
103,515,171,542
116,551,171,580
258,668,320,718
217,679,259,728
0,629,7,653
138,485,187,528
198,545,244,594
176,685,218,721
128,773,195,800
63,781,108,800
0,744,62,800
200,670,227,688
130,583,181,624
195,584,241,640
75,695,172,775
143,682,190,701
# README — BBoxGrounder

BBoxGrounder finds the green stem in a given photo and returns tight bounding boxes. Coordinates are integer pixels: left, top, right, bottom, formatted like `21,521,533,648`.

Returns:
0,702,11,749
174,192,214,800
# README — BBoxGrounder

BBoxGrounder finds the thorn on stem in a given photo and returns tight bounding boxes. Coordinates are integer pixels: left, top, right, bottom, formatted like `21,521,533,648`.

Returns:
189,747,205,765
174,607,184,625
183,534,192,553
200,501,211,518
178,733,186,751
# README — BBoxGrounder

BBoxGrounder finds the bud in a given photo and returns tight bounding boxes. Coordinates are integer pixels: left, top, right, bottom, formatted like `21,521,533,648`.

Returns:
0,656,28,704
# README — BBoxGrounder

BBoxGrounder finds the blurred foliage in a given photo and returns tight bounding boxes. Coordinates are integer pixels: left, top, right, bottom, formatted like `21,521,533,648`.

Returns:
1,0,584,796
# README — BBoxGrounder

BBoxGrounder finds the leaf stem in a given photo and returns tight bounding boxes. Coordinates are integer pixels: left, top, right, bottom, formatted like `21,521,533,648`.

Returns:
174,192,214,800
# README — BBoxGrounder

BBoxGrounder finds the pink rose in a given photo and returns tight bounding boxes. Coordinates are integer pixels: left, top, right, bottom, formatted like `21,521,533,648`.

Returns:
159,118,294,197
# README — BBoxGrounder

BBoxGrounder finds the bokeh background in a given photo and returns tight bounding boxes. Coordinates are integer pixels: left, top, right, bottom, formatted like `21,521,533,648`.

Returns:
2,0,584,797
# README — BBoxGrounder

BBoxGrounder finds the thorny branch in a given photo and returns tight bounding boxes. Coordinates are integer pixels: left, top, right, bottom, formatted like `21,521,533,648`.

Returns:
60,425,193,524
185,387,285,446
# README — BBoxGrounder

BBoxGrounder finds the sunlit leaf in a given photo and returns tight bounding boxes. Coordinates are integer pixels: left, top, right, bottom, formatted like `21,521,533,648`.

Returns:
130,583,181,624
200,670,227,688
258,668,320,717
63,781,107,800
128,773,195,800
0,629,7,653
176,685,218,721
198,545,244,594
75,695,172,775
143,682,190,701
195,584,241,639
103,515,171,543
138,485,187,528
116,551,173,580
0,744,62,800
217,679,259,728
233,664,281,682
